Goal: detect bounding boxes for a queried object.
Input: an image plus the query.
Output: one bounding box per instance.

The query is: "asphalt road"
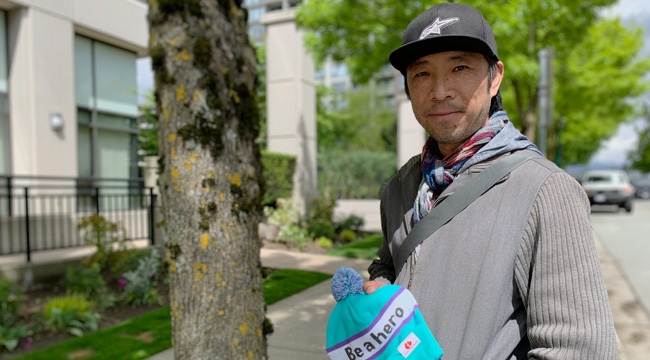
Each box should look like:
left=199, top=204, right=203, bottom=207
left=590, top=199, right=650, bottom=313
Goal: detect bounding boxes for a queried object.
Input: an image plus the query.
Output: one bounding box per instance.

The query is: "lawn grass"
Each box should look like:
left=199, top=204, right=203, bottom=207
left=325, top=233, right=383, bottom=260
left=12, top=268, right=331, bottom=360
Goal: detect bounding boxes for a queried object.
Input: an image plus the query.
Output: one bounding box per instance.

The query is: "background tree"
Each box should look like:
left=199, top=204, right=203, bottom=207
left=297, top=0, right=650, bottom=164
left=317, top=85, right=396, bottom=152
left=138, top=91, right=158, bottom=157
left=148, top=1, right=268, bottom=359
left=629, top=102, right=650, bottom=172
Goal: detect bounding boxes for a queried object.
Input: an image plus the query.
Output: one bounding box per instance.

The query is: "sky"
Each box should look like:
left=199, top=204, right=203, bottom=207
left=135, top=0, right=650, bottom=167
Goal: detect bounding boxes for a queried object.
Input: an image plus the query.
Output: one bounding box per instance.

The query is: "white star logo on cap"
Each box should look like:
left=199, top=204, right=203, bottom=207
left=419, top=17, right=460, bottom=39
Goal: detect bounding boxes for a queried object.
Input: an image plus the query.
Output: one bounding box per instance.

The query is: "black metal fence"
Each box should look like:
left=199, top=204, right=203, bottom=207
left=0, top=175, right=156, bottom=262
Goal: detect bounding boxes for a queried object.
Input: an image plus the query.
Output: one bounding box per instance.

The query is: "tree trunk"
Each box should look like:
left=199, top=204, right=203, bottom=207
left=148, top=1, right=267, bottom=359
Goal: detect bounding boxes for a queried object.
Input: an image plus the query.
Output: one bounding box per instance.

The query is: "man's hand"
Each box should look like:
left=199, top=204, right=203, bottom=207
left=363, top=280, right=387, bottom=294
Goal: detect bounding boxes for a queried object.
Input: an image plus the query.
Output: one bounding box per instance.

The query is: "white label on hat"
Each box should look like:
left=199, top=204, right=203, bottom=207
left=419, top=17, right=460, bottom=39
left=326, top=287, right=418, bottom=360
left=397, top=332, right=421, bottom=358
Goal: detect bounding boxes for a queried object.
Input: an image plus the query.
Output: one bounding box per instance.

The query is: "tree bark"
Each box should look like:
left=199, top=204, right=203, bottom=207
left=148, top=1, right=267, bottom=359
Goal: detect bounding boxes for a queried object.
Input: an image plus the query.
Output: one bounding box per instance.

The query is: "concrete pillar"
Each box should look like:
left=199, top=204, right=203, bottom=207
left=262, top=10, right=317, bottom=215
left=397, top=94, right=426, bottom=168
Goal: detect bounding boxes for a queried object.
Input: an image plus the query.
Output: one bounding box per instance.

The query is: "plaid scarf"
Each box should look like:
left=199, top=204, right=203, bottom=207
left=413, top=114, right=507, bottom=223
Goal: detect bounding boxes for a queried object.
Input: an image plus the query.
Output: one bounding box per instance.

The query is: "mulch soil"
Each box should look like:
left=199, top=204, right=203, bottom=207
left=0, top=282, right=170, bottom=360
left=0, top=242, right=328, bottom=359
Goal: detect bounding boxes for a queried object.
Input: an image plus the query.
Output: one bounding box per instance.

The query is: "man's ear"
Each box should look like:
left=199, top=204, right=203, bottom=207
left=490, top=61, right=504, bottom=97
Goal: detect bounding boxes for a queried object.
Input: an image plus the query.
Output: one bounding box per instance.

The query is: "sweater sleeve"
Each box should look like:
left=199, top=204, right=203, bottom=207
left=514, top=171, right=618, bottom=359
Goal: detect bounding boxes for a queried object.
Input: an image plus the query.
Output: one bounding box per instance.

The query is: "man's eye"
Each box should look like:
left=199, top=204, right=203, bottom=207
left=414, top=71, right=429, bottom=78
left=453, top=65, right=468, bottom=72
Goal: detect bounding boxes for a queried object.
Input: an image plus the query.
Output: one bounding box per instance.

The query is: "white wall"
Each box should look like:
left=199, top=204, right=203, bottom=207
left=0, top=0, right=148, bottom=177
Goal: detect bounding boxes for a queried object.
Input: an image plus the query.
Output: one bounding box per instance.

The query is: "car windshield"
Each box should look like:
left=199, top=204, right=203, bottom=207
left=585, top=175, right=613, bottom=182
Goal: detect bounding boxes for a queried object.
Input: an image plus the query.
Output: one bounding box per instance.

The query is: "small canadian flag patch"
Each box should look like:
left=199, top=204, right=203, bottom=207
left=397, top=332, right=420, bottom=358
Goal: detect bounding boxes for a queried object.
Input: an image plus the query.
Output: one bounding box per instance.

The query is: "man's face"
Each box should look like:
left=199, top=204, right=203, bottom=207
left=406, top=51, right=504, bottom=156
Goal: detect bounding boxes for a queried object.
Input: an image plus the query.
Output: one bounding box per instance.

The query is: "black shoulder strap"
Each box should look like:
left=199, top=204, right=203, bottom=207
left=393, top=150, right=542, bottom=274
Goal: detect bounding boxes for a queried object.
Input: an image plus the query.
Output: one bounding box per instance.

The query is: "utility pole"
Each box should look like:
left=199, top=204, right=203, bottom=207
left=537, top=47, right=554, bottom=157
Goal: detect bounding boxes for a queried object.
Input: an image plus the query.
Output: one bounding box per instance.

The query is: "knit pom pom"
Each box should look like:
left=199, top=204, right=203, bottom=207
left=331, top=267, right=364, bottom=302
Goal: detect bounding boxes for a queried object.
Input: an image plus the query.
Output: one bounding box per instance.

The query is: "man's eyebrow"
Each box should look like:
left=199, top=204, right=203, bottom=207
left=447, top=53, right=480, bottom=63
left=409, top=59, right=430, bottom=68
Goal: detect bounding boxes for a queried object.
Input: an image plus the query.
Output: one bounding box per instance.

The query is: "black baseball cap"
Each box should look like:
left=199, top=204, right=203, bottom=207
left=389, top=3, right=499, bottom=75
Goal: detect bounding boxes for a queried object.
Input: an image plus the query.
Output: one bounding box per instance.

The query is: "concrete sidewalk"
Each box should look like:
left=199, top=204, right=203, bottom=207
left=147, top=236, right=650, bottom=360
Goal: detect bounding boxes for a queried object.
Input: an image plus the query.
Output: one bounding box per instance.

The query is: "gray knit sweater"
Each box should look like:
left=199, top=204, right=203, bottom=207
left=369, top=153, right=618, bottom=359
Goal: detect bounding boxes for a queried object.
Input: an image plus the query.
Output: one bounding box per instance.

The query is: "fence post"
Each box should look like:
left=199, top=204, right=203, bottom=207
left=24, top=187, right=31, bottom=262
left=94, top=186, right=100, bottom=214
left=149, top=187, right=155, bottom=246
left=6, top=176, right=12, bottom=216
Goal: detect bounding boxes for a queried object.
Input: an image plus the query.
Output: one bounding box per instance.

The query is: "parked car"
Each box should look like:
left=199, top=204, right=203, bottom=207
left=581, top=169, right=634, bottom=212
left=632, top=177, right=650, bottom=199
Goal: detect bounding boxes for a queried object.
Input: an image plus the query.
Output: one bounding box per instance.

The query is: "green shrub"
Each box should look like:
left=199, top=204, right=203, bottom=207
left=78, top=214, right=128, bottom=270
left=339, top=229, right=357, bottom=244
left=43, top=294, right=100, bottom=336
left=121, top=249, right=162, bottom=306
left=306, top=197, right=337, bottom=239
left=337, top=214, right=364, bottom=233
left=262, top=151, right=296, bottom=206
left=63, top=265, right=108, bottom=300
left=0, top=277, right=31, bottom=352
left=264, top=198, right=300, bottom=228
left=315, top=237, right=333, bottom=249
left=0, top=277, right=23, bottom=327
left=318, top=149, right=395, bottom=199
left=277, top=224, right=312, bottom=249
left=0, top=324, right=31, bottom=352
left=108, top=248, right=152, bottom=275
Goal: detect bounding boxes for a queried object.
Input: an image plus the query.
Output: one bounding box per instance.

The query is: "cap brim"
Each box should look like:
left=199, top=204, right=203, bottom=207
left=389, top=36, right=497, bottom=75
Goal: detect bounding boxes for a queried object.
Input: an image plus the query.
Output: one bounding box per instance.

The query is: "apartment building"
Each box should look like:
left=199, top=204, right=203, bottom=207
left=0, top=0, right=152, bottom=260
left=0, top=0, right=147, bottom=180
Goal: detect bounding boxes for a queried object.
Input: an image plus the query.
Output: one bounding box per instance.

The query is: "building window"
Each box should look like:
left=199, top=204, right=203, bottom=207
left=248, top=7, right=265, bottom=22
left=0, top=11, right=9, bottom=175
left=74, top=35, right=139, bottom=210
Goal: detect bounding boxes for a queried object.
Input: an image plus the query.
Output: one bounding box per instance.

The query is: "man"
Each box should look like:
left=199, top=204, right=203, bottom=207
left=364, top=3, right=617, bottom=359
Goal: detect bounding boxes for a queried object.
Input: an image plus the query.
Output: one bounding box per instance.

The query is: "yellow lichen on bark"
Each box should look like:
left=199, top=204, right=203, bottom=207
left=219, top=192, right=225, bottom=201
left=239, top=323, right=249, bottom=336
left=162, top=105, right=170, bottom=119
left=200, top=233, right=210, bottom=249
left=167, top=133, right=176, bottom=143
left=231, top=261, right=238, bottom=267
left=228, top=89, right=241, bottom=104
left=185, top=161, right=192, bottom=171
left=248, top=351, right=254, bottom=359
left=194, top=264, right=208, bottom=281
left=190, top=152, right=198, bottom=163
left=228, top=173, right=242, bottom=186
left=176, top=85, right=186, bottom=101
left=173, top=49, right=191, bottom=62
left=169, top=38, right=178, bottom=46
left=172, top=301, right=181, bottom=320
left=170, top=147, right=177, bottom=159
left=171, top=168, right=180, bottom=183
left=218, top=310, right=225, bottom=316
left=214, top=272, right=221, bottom=281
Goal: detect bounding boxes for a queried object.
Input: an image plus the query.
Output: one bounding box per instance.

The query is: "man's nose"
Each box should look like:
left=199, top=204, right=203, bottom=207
left=429, top=76, right=454, bottom=101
